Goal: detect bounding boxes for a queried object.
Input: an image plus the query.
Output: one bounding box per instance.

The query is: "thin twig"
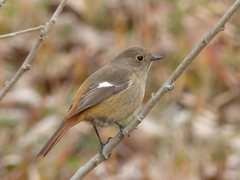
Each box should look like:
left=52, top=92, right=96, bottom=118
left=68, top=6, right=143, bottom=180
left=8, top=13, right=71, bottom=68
left=0, top=0, right=7, bottom=7
left=70, top=0, right=240, bottom=179
left=0, top=25, right=45, bottom=39
left=0, top=0, right=68, bottom=101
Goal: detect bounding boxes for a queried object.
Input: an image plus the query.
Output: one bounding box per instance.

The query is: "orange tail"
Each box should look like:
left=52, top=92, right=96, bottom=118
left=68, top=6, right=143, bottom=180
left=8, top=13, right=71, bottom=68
left=37, top=120, right=73, bottom=158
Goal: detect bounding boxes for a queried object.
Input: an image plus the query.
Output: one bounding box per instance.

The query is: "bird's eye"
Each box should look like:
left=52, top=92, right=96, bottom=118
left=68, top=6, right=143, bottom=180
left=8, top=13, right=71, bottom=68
left=136, top=56, right=144, bottom=62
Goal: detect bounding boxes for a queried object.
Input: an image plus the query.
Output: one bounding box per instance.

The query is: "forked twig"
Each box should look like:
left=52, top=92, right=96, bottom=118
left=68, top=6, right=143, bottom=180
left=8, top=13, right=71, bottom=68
left=0, top=0, right=68, bottom=101
left=0, top=25, right=45, bottom=39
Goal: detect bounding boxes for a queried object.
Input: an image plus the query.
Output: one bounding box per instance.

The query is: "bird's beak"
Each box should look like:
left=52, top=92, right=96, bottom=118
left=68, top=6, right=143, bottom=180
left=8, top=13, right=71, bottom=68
left=151, top=56, right=164, bottom=61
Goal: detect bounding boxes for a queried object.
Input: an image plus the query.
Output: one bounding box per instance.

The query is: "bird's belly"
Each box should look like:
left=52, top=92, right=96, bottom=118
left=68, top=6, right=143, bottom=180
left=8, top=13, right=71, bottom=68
left=82, top=82, right=145, bottom=127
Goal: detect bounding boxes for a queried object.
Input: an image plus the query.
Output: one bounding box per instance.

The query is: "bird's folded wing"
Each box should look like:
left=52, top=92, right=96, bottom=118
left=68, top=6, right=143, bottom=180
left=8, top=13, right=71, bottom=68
left=67, top=82, right=130, bottom=118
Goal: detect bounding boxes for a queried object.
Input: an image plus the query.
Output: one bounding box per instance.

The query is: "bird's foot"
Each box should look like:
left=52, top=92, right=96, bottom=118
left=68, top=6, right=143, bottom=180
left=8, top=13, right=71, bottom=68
left=115, top=122, right=130, bottom=139
left=99, top=137, right=112, bottom=159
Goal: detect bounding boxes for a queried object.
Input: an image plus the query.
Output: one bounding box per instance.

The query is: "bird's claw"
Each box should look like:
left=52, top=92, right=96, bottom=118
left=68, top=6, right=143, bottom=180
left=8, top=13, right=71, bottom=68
left=115, top=122, right=130, bottom=139
left=99, top=137, right=113, bottom=159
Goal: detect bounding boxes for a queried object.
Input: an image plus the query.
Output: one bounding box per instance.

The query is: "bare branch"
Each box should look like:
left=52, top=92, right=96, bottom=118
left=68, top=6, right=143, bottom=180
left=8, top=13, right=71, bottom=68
left=0, top=25, right=45, bottom=39
left=0, top=0, right=68, bottom=101
left=70, top=0, right=240, bottom=179
left=0, top=0, right=7, bottom=7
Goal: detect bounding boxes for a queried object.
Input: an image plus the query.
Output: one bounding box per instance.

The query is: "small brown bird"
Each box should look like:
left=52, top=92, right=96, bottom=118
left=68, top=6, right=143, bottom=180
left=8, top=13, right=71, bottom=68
left=37, top=47, right=163, bottom=157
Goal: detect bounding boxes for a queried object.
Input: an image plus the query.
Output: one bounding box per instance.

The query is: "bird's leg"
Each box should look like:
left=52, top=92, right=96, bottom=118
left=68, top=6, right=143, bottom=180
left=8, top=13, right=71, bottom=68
left=115, top=122, right=130, bottom=139
left=93, top=126, right=112, bottom=153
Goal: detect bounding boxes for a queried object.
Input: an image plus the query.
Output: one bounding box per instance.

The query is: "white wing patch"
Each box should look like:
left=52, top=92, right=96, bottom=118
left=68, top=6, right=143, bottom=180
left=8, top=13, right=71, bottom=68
left=98, top=81, right=113, bottom=88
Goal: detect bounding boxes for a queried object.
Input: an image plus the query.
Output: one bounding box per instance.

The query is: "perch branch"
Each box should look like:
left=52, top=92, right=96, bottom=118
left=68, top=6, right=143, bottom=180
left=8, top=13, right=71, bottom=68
left=0, top=0, right=68, bottom=101
left=70, top=0, right=240, bottom=179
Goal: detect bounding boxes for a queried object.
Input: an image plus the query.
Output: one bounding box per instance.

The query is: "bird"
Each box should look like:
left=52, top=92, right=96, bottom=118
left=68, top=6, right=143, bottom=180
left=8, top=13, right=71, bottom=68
left=37, top=47, right=163, bottom=158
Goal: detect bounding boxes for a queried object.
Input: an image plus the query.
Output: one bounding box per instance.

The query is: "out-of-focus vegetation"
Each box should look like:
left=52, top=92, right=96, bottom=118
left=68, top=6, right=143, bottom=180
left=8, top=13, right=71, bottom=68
left=0, top=0, right=240, bottom=179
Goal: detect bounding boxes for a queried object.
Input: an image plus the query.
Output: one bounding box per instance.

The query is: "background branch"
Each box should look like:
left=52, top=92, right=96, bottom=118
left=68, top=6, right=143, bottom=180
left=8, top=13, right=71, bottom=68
left=0, top=25, right=45, bottom=39
left=70, top=0, right=240, bottom=179
left=0, top=0, right=7, bottom=7
left=0, top=0, right=68, bottom=101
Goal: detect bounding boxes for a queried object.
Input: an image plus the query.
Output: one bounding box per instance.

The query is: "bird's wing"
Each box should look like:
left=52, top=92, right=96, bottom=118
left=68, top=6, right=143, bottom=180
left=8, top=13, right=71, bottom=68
left=68, top=82, right=130, bottom=118
left=64, top=68, right=133, bottom=121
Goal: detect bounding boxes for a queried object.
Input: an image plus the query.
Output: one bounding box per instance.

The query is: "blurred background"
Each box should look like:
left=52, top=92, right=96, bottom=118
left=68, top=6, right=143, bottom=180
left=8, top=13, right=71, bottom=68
left=0, top=0, right=240, bottom=179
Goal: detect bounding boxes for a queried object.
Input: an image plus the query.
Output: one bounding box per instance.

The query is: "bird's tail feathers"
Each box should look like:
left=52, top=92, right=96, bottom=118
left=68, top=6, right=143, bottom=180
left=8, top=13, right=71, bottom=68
left=37, top=120, right=73, bottom=158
